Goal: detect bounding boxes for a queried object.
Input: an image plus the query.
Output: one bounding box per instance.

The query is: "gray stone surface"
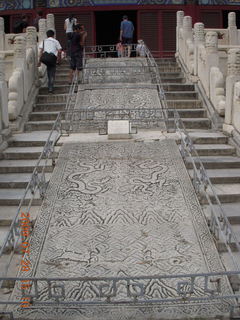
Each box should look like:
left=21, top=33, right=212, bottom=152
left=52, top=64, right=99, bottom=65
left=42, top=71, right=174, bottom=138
left=10, top=140, right=232, bottom=319
left=83, top=58, right=152, bottom=84
left=77, top=87, right=162, bottom=110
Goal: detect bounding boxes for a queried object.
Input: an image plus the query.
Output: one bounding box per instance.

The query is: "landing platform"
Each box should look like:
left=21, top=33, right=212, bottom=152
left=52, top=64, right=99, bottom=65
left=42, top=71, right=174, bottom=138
left=12, top=140, right=232, bottom=319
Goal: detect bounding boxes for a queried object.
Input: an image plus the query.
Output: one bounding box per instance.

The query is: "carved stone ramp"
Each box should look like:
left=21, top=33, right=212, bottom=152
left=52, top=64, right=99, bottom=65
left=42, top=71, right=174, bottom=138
left=82, top=57, right=152, bottom=84
left=11, top=140, right=232, bottom=319
left=75, top=58, right=166, bottom=132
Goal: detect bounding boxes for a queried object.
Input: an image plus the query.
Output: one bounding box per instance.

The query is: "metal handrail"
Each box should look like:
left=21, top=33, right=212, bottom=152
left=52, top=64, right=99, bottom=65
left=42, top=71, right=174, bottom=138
left=0, top=270, right=238, bottom=306
left=0, top=46, right=240, bottom=315
left=174, top=111, right=240, bottom=270
left=145, top=49, right=240, bottom=270
left=0, top=69, right=79, bottom=280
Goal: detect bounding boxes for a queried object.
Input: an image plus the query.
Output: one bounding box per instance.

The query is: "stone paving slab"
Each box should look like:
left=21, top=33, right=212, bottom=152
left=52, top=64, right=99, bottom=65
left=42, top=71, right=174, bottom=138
left=76, top=87, right=162, bottom=110
left=10, top=140, right=232, bottom=319
left=83, top=58, right=152, bottom=84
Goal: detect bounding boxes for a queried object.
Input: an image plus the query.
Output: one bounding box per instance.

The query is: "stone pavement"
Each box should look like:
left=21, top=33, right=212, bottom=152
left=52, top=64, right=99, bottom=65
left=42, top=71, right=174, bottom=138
left=11, top=139, right=232, bottom=319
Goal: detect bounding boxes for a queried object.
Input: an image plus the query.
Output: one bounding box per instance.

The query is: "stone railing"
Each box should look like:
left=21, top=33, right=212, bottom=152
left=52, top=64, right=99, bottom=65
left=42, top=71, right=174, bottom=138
left=176, top=11, right=240, bottom=139
left=0, top=14, right=55, bottom=133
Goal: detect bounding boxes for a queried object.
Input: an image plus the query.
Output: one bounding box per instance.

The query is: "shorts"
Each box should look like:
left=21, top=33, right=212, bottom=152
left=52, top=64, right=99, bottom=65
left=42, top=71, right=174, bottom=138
left=70, top=51, right=83, bottom=71
left=122, top=37, right=133, bottom=45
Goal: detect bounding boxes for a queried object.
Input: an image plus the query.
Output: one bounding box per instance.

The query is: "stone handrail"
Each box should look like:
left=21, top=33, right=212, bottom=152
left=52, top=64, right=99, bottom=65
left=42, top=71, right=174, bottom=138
left=0, top=14, right=55, bottom=135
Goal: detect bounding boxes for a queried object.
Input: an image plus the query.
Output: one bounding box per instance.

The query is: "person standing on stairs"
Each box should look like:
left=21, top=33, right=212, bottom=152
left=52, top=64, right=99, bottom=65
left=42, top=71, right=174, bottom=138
left=64, top=14, right=77, bottom=57
left=38, top=30, right=62, bottom=94
left=120, top=15, right=134, bottom=58
left=68, top=24, right=87, bottom=84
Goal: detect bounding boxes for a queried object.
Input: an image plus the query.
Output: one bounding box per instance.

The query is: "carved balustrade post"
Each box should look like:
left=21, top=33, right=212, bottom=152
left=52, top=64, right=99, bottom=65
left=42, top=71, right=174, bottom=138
left=13, top=35, right=28, bottom=103
left=26, top=26, right=37, bottom=49
left=46, top=14, right=55, bottom=34
left=224, top=49, right=240, bottom=132
left=0, top=17, right=4, bottom=50
left=176, top=11, right=184, bottom=54
left=228, top=12, right=238, bottom=45
left=13, top=35, right=26, bottom=69
left=0, top=55, right=9, bottom=130
left=194, top=22, right=204, bottom=76
left=26, top=26, right=39, bottom=85
left=232, top=82, right=240, bottom=132
left=182, top=16, right=193, bottom=65
left=38, top=18, right=47, bottom=44
left=205, top=31, right=219, bottom=97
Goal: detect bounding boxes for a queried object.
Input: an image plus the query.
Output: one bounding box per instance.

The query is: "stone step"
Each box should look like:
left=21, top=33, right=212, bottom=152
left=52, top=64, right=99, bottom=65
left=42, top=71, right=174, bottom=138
left=169, top=109, right=206, bottom=118
left=204, top=183, right=240, bottom=204
left=167, top=100, right=202, bottom=109
left=0, top=253, right=22, bottom=288
left=36, top=94, right=67, bottom=104
left=29, top=112, right=59, bottom=121
left=25, top=120, right=56, bottom=131
left=8, top=131, right=59, bottom=147
left=55, top=68, right=69, bottom=74
left=0, top=173, right=51, bottom=188
left=204, top=203, right=240, bottom=225
left=188, top=132, right=228, bottom=144
left=0, top=206, right=40, bottom=226
left=34, top=102, right=66, bottom=112
left=160, top=72, right=184, bottom=79
left=161, top=77, right=185, bottom=83
left=165, top=91, right=198, bottom=100
left=192, top=144, right=236, bottom=156
left=54, top=80, right=72, bottom=86
left=39, top=85, right=70, bottom=94
left=162, top=84, right=194, bottom=91
left=186, top=156, right=240, bottom=169
left=169, top=118, right=211, bottom=129
left=189, top=168, right=240, bottom=184
left=0, top=225, right=11, bottom=249
left=158, top=66, right=182, bottom=73
left=0, top=189, right=42, bottom=205
left=2, top=146, right=60, bottom=160
left=0, top=159, right=54, bottom=173
left=55, top=74, right=72, bottom=82
left=155, top=57, right=176, bottom=63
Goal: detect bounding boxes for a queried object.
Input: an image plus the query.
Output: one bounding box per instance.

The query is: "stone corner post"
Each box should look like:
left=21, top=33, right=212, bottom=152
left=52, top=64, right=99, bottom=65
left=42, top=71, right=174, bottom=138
left=46, top=14, right=55, bottom=35
left=228, top=12, right=238, bottom=46
left=176, top=11, right=184, bottom=53
left=225, top=48, right=240, bottom=132
left=204, top=31, right=219, bottom=97
left=26, top=26, right=37, bottom=49
left=38, top=18, right=47, bottom=44
left=193, top=22, right=204, bottom=77
left=0, top=55, right=9, bottom=130
left=0, top=17, right=5, bottom=51
left=13, top=35, right=26, bottom=68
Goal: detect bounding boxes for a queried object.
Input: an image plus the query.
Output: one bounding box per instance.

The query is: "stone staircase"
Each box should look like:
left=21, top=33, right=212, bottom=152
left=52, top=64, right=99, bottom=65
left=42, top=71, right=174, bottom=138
left=0, top=62, right=69, bottom=290
left=156, top=57, right=240, bottom=267
left=1, top=56, right=240, bottom=314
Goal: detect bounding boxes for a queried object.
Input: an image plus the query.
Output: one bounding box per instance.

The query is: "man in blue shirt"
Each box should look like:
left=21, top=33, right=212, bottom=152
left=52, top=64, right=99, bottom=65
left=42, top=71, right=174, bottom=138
left=120, top=15, right=134, bottom=57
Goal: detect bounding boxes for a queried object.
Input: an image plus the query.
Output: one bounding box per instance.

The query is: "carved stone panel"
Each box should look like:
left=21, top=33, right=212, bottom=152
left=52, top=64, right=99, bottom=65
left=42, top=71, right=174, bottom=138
left=11, top=140, right=232, bottom=319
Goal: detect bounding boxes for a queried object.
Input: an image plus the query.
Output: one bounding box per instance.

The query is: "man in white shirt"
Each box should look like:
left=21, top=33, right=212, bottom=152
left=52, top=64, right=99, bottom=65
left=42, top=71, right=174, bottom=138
left=38, top=30, right=62, bottom=94
left=64, top=14, right=77, bottom=57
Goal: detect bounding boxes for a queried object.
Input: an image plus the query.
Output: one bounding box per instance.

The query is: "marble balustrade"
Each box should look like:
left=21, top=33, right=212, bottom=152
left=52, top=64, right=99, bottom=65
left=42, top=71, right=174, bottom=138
left=0, top=14, right=55, bottom=131
left=176, top=11, right=240, bottom=136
